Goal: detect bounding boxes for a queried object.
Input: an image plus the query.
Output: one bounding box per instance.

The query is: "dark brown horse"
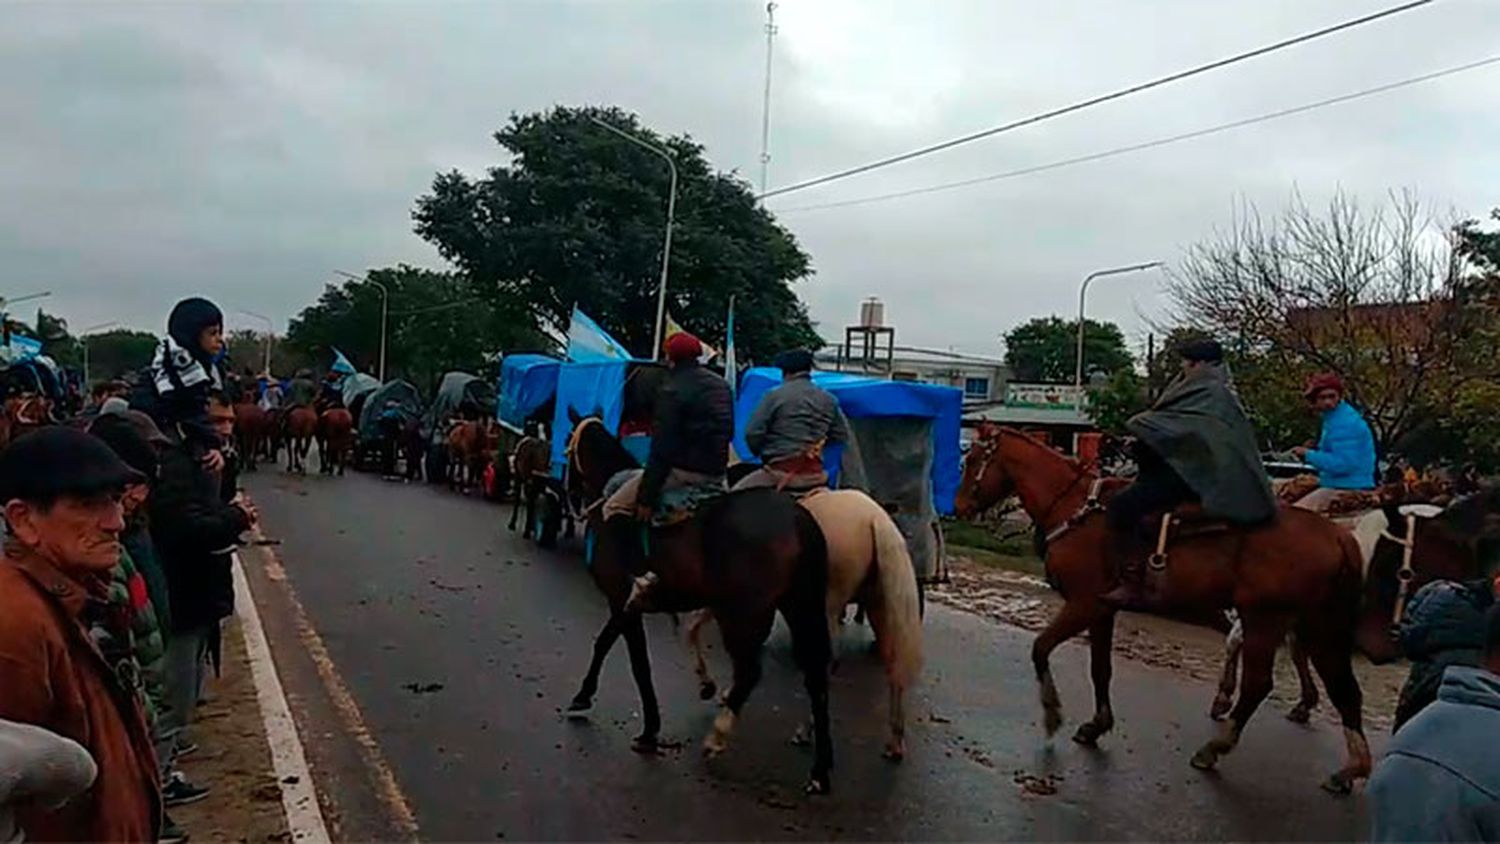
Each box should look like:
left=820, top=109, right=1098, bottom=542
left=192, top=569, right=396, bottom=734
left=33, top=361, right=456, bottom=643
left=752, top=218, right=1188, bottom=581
left=508, top=435, right=552, bottom=539
left=564, top=418, right=834, bottom=794
left=317, top=408, right=355, bottom=476
left=283, top=406, right=318, bottom=475
left=955, top=427, right=1371, bottom=793
left=234, top=401, right=271, bottom=471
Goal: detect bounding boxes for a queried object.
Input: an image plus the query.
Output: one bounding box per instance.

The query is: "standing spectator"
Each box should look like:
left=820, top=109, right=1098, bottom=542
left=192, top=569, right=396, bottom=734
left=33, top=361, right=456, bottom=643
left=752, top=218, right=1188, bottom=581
left=149, top=398, right=257, bottom=808
left=1369, top=603, right=1500, bottom=841
left=1392, top=578, right=1496, bottom=732
left=0, top=428, right=161, bottom=842
left=0, top=720, right=98, bottom=844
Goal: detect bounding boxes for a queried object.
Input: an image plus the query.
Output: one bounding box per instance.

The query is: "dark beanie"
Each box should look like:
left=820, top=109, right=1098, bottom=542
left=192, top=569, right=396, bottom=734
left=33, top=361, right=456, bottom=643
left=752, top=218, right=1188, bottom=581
left=90, top=413, right=159, bottom=482
left=1179, top=338, right=1224, bottom=364
left=167, top=297, right=224, bottom=356
left=774, top=349, right=815, bottom=374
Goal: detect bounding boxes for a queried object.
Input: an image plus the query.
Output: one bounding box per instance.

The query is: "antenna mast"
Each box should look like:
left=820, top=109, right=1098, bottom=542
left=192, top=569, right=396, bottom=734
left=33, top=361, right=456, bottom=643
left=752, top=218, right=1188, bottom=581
left=758, top=2, right=778, bottom=196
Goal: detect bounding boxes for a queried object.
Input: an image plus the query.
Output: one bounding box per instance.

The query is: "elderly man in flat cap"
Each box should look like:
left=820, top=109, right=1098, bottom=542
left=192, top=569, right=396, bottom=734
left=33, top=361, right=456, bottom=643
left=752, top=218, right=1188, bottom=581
left=0, top=428, right=162, bottom=842
left=735, top=348, right=847, bottom=494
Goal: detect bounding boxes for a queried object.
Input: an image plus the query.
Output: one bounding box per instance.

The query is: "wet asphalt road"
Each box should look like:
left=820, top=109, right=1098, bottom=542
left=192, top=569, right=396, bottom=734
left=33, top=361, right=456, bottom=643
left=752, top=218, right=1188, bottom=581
left=245, top=470, right=1375, bottom=841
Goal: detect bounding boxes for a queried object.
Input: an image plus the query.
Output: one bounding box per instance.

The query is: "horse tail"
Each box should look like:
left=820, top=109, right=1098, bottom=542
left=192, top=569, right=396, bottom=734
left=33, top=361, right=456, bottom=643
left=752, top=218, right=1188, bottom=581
left=868, top=512, right=923, bottom=689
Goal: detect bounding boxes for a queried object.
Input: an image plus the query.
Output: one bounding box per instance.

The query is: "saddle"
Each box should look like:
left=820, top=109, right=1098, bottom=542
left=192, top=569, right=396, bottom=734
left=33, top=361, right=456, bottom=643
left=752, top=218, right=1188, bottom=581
left=1138, top=505, right=1236, bottom=570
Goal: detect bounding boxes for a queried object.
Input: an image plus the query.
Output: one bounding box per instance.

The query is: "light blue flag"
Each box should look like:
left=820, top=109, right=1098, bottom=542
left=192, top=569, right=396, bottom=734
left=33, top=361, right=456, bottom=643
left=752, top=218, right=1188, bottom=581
left=565, top=307, right=631, bottom=362
left=330, top=347, right=357, bottom=375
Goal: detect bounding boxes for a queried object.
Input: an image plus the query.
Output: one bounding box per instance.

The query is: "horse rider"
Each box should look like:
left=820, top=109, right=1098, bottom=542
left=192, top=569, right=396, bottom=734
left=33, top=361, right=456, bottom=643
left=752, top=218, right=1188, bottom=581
left=601, top=331, right=732, bottom=527
left=735, top=348, right=847, bottom=494
left=1100, top=338, right=1278, bottom=609
left=1290, top=372, right=1377, bottom=512
left=285, top=369, right=318, bottom=410
left=318, top=371, right=344, bottom=410
left=376, top=399, right=405, bottom=478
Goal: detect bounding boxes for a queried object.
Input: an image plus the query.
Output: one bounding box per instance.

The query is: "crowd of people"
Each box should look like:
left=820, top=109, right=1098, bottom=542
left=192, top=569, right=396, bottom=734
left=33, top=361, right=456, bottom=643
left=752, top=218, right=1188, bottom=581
left=0, top=297, right=256, bottom=843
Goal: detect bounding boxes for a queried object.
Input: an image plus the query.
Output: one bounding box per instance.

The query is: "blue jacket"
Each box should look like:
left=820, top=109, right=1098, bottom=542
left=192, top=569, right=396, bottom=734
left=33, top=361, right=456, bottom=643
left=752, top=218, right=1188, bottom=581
left=1369, top=666, right=1500, bottom=841
left=1305, top=401, right=1376, bottom=490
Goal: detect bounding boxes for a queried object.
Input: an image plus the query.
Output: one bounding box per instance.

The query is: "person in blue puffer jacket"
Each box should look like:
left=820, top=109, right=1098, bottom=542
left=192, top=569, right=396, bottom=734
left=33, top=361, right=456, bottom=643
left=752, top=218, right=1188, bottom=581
left=1291, top=372, right=1377, bottom=512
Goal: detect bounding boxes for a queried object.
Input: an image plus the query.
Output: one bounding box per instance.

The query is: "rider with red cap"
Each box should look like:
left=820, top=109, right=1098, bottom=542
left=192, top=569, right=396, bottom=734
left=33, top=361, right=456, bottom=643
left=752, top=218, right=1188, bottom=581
left=601, top=331, right=733, bottom=523
left=1291, top=372, right=1377, bottom=512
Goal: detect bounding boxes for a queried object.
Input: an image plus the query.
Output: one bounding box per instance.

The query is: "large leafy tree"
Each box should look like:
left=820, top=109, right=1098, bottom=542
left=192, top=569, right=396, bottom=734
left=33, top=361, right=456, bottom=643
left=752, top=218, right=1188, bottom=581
left=1003, top=316, right=1132, bottom=383
left=284, top=264, right=546, bottom=392
left=413, top=105, right=820, bottom=360
left=81, top=329, right=158, bottom=382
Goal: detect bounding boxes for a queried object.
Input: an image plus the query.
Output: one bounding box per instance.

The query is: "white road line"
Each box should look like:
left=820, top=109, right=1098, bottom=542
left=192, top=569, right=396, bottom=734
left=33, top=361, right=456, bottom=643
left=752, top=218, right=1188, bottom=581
left=233, top=553, right=332, bottom=844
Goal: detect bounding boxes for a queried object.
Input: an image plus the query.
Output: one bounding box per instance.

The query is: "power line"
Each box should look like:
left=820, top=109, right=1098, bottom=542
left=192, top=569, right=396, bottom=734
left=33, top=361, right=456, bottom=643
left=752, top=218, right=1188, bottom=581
left=774, top=54, right=1500, bottom=215
left=758, top=0, right=1438, bottom=200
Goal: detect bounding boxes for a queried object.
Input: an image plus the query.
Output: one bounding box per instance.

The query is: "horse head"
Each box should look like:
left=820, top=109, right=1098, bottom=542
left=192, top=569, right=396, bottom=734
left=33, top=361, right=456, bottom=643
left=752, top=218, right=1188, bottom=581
left=567, top=416, right=638, bottom=504
left=955, top=424, right=1012, bottom=519
left=1354, top=485, right=1500, bottom=662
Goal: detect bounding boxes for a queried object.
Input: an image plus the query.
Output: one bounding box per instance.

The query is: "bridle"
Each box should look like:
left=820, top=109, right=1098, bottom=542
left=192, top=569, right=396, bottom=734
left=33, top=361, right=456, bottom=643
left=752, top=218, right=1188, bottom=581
left=966, top=434, right=1103, bottom=544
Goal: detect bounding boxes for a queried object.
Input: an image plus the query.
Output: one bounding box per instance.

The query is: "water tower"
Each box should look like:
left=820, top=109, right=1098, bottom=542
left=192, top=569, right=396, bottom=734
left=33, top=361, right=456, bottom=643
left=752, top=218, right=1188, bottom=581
left=839, top=297, right=895, bottom=375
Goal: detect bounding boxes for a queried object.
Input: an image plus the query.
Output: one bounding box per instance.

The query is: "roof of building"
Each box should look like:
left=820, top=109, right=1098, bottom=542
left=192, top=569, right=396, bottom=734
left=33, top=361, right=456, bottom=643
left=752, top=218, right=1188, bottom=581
left=963, top=403, right=1093, bottom=428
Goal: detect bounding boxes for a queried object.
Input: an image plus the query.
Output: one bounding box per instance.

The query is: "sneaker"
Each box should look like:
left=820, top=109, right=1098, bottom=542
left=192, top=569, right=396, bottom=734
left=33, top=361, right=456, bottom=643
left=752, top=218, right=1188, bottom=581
left=162, top=773, right=211, bottom=807
left=159, top=814, right=190, bottom=844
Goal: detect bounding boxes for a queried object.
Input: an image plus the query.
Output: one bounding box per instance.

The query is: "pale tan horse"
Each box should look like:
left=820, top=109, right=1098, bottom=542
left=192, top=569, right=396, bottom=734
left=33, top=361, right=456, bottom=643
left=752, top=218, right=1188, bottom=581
left=686, top=488, right=923, bottom=760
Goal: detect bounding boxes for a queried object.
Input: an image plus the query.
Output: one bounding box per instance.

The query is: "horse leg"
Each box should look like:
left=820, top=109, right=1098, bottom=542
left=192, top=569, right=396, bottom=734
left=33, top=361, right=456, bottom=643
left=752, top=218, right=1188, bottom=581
left=620, top=613, right=665, bottom=753
left=703, top=612, right=773, bottom=758
left=1191, top=613, right=1289, bottom=771
left=567, top=614, right=621, bottom=719
left=508, top=485, right=522, bottom=532
left=1032, top=599, right=1095, bottom=737
left=1211, top=616, right=1244, bottom=721
left=1073, top=610, right=1117, bottom=745
left=1304, top=629, right=1370, bottom=794
left=685, top=609, right=717, bottom=701
left=785, top=595, right=834, bottom=794
left=1286, top=633, right=1320, bottom=725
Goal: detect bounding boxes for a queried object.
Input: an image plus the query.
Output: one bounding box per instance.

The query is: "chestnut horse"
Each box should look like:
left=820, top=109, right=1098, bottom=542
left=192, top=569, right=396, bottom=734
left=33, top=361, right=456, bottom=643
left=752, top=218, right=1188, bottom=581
left=234, top=401, right=271, bottom=471
left=283, top=407, right=318, bottom=475
left=446, top=419, right=497, bottom=493
left=508, top=435, right=552, bottom=539
left=955, top=427, right=1371, bottom=793
left=317, top=408, right=355, bottom=476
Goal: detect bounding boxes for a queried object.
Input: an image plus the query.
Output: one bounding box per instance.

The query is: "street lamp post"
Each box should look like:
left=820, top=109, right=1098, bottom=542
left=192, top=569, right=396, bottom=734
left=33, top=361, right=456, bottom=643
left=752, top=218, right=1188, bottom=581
left=333, top=271, right=387, bottom=381
left=80, top=321, right=120, bottom=386
left=238, top=310, right=275, bottom=376
left=589, top=117, right=677, bottom=360
left=1074, top=261, right=1164, bottom=411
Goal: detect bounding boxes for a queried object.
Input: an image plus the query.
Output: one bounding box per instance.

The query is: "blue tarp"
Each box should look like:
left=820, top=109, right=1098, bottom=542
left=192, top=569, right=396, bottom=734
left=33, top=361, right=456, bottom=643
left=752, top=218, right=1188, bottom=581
left=498, top=354, right=560, bottom=430
left=550, top=360, right=632, bottom=476
left=732, top=368, right=963, bottom=514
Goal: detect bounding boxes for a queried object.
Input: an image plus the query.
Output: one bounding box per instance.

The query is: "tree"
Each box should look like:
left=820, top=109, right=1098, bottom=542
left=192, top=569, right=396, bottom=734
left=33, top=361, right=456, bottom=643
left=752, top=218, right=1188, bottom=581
left=413, top=105, right=821, bottom=361
left=284, top=265, right=546, bottom=392
left=1164, top=190, right=1478, bottom=455
left=223, top=330, right=311, bottom=380
left=1087, top=369, right=1146, bottom=436
left=1003, top=316, right=1132, bottom=383
left=79, top=329, right=158, bottom=382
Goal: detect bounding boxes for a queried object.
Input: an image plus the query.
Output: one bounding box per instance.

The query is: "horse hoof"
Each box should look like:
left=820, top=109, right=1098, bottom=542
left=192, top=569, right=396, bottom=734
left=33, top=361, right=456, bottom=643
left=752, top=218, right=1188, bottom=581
left=882, top=744, right=906, bottom=763
left=631, top=735, right=663, bottom=755
left=1209, top=697, right=1232, bottom=721
left=789, top=727, right=811, bottom=748
left=1072, top=722, right=1102, bottom=746
left=1043, top=708, right=1063, bottom=737
left=1320, top=774, right=1353, bottom=796
left=565, top=700, right=593, bottom=721
left=703, top=734, right=728, bottom=758
left=698, top=681, right=718, bottom=702
left=1286, top=706, right=1312, bottom=725
left=1190, top=748, right=1219, bottom=771
left=805, top=776, right=830, bottom=796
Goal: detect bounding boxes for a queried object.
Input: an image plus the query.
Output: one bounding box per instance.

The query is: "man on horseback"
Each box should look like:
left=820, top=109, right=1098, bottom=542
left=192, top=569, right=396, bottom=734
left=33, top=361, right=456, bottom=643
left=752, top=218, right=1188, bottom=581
left=285, top=369, right=317, bottom=409
left=735, top=349, right=847, bottom=494
left=602, top=332, right=733, bottom=526
left=1290, top=372, right=1377, bottom=512
left=1100, top=338, right=1277, bottom=609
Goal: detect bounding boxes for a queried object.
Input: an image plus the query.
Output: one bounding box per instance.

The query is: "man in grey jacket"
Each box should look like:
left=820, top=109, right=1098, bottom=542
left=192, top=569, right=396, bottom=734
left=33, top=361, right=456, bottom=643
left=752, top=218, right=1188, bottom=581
left=735, top=349, right=847, bottom=494
left=1368, top=601, right=1500, bottom=842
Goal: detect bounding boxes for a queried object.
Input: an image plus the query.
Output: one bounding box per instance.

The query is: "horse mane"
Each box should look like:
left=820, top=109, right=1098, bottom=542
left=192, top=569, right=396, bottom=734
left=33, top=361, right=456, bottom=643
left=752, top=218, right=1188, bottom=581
left=998, top=427, right=1086, bottom=473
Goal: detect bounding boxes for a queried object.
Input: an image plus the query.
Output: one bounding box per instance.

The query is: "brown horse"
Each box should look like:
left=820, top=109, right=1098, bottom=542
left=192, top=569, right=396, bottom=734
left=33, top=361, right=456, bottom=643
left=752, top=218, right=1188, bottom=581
left=954, top=427, right=1371, bottom=793
left=317, top=408, right=355, bottom=476
left=3, top=395, right=52, bottom=449
left=234, top=402, right=271, bottom=471
left=446, top=418, right=500, bottom=493
left=508, top=435, right=552, bottom=538
left=283, top=406, right=318, bottom=475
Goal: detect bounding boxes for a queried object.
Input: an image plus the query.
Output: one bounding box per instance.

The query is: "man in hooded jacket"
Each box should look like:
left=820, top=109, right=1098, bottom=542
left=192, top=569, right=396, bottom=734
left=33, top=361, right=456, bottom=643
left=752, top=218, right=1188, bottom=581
left=1100, top=338, right=1277, bottom=609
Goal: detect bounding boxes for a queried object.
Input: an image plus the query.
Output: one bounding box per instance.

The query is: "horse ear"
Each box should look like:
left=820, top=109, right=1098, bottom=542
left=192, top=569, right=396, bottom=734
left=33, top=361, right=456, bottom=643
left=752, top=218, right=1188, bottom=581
left=567, top=406, right=583, bottom=426
left=977, top=421, right=998, bottom=440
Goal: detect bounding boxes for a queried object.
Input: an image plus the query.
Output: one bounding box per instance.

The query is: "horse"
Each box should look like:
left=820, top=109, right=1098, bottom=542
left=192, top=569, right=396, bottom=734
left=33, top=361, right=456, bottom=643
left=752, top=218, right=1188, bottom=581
left=684, top=488, right=923, bottom=761
left=317, top=408, right=355, bottom=476
left=445, top=420, right=492, bottom=493
left=563, top=418, right=834, bottom=794
left=4, top=394, right=52, bottom=447
left=954, top=427, right=1371, bottom=793
left=233, top=401, right=271, bottom=471
left=508, top=435, right=553, bottom=539
left=283, top=406, right=318, bottom=475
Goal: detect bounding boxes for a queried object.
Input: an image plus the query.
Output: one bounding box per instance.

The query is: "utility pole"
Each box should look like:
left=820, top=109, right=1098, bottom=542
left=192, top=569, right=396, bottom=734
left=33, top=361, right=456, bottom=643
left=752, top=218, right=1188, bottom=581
left=758, top=2, right=778, bottom=196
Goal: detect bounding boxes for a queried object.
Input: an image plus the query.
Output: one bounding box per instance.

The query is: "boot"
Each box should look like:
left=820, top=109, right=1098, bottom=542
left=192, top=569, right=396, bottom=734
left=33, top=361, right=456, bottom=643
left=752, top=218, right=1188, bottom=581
left=1099, top=531, right=1148, bottom=610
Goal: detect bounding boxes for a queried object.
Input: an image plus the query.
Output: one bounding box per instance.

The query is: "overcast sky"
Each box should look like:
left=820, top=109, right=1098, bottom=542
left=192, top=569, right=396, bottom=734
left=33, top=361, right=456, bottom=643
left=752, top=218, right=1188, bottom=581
left=5, top=0, right=1498, bottom=357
